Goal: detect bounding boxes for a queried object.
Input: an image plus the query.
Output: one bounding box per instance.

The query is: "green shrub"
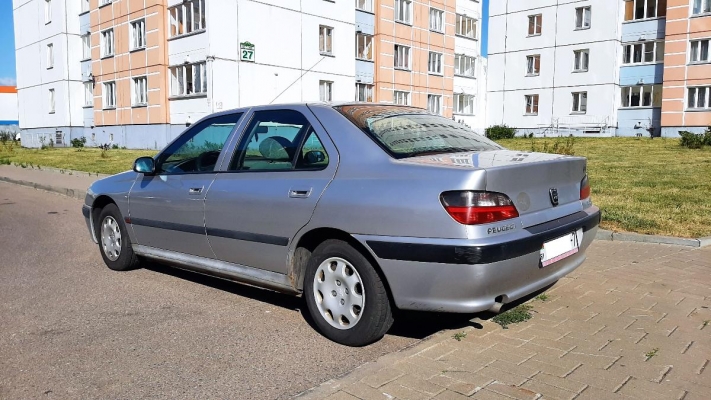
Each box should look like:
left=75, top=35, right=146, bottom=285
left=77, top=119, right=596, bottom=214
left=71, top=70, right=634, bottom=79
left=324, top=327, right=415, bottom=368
left=71, top=137, right=87, bottom=148
left=485, top=124, right=516, bottom=141
left=704, top=127, right=711, bottom=147
left=679, top=131, right=705, bottom=149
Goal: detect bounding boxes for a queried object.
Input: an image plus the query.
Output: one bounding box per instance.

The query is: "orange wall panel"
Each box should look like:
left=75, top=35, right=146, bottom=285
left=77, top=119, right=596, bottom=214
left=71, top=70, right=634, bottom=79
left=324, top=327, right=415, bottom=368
left=661, top=113, right=684, bottom=126
left=685, top=112, right=711, bottom=126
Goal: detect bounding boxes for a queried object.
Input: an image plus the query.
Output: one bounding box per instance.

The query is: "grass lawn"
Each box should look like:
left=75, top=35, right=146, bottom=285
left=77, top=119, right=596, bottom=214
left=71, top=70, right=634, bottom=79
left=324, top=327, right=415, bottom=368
left=2, top=137, right=710, bottom=238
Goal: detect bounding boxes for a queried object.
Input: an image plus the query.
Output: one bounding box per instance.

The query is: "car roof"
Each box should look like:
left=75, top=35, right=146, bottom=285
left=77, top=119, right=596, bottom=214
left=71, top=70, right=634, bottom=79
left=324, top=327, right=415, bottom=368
left=208, top=102, right=426, bottom=117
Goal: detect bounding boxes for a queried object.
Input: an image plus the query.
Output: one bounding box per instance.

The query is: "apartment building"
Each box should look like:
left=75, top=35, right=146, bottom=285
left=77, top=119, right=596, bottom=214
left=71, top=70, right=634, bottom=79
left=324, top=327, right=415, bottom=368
left=14, top=0, right=486, bottom=148
left=0, top=86, right=19, bottom=130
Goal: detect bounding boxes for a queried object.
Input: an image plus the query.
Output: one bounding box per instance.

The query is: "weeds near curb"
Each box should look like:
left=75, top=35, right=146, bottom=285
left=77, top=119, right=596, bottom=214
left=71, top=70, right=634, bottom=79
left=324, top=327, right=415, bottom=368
left=492, top=304, right=533, bottom=329
left=645, top=348, right=659, bottom=361
left=536, top=293, right=550, bottom=302
left=452, top=332, right=467, bottom=341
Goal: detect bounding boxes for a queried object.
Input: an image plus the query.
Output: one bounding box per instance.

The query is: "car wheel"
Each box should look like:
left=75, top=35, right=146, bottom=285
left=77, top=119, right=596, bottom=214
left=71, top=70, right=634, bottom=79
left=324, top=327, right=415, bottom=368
left=96, top=203, right=140, bottom=271
left=304, top=239, right=394, bottom=346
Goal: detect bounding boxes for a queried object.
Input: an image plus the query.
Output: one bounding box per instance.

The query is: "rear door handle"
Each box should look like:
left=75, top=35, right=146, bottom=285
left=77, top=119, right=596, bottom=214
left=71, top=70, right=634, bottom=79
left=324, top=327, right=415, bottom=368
left=189, top=187, right=204, bottom=195
left=289, top=188, right=312, bottom=198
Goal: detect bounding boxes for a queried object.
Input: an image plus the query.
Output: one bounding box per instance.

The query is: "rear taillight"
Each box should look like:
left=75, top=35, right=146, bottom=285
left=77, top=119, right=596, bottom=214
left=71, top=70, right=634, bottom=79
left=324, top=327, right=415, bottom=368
left=580, top=175, right=591, bottom=200
left=440, top=191, right=519, bottom=225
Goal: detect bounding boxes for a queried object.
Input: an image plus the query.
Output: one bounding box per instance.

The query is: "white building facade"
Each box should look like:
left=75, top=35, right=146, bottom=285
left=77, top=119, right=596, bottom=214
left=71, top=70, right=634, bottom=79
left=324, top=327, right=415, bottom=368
left=453, top=0, right=488, bottom=132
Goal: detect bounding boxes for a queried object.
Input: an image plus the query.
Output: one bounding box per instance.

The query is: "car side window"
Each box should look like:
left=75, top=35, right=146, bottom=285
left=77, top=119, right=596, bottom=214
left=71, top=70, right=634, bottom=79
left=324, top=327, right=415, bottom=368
left=156, top=113, right=242, bottom=174
left=296, top=130, right=329, bottom=170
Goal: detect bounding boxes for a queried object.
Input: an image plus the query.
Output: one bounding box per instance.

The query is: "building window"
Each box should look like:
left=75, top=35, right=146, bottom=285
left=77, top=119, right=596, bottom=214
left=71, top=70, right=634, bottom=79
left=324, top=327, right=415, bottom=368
left=170, top=62, right=207, bottom=97
left=688, top=86, right=711, bottom=109
left=427, top=94, right=442, bottom=114
left=84, top=82, right=93, bottom=107
left=621, top=85, right=663, bottom=107
left=356, top=0, right=373, bottom=13
left=355, top=83, right=373, bottom=102
left=103, top=82, right=116, bottom=109
left=45, top=0, right=51, bottom=24
left=692, top=0, right=711, bottom=15
left=100, top=0, right=113, bottom=5
left=394, top=45, right=411, bottom=70
left=528, top=14, right=542, bottom=36
left=622, top=41, right=665, bottom=64
left=133, top=77, right=148, bottom=106
left=319, top=80, right=333, bottom=101
left=319, top=26, right=333, bottom=55
left=394, top=91, right=410, bottom=105
left=430, top=8, right=444, bottom=32
left=573, top=49, right=589, bottom=72
left=624, top=0, right=667, bottom=21
left=526, top=55, right=540, bottom=76
left=356, top=32, right=373, bottom=60
left=456, top=14, right=477, bottom=39
left=428, top=52, right=443, bottom=74
left=169, top=0, right=206, bottom=37
left=454, top=94, right=475, bottom=115
left=81, top=0, right=90, bottom=13
left=81, top=34, right=91, bottom=60
left=575, top=7, right=591, bottom=29
left=571, top=92, right=588, bottom=113
left=101, top=29, right=114, bottom=57
left=46, top=44, right=54, bottom=69
left=395, top=0, right=412, bottom=24
left=525, top=94, right=539, bottom=115
left=130, top=19, right=146, bottom=50
left=455, top=54, right=476, bottom=77
left=690, top=39, right=710, bottom=63
left=48, top=89, right=55, bottom=113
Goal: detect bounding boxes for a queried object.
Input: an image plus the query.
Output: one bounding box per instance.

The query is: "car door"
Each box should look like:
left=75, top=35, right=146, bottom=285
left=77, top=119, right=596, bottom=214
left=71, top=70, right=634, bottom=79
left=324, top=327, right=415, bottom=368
left=128, top=112, right=244, bottom=257
left=204, top=106, right=338, bottom=273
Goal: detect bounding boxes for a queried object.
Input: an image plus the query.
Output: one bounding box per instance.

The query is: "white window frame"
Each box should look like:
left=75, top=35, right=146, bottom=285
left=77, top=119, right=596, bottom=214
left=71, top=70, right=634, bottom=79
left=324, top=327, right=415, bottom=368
left=692, top=0, right=711, bottom=15
left=168, top=0, right=206, bottom=38
left=687, top=86, right=711, bottom=109
left=455, top=54, right=476, bottom=78
left=100, top=0, right=113, bottom=5
left=573, top=49, right=589, bottom=72
left=170, top=62, right=208, bottom=97
left=625, top=0, right=667, bottom=21
left=319, top=80, right=333, bottom=102
left=525, top=94, right=539, bottom=115
left=526, top=54, right=540, bottom=76
left=454, top=93, right=475, bottom=115
left=394, top=45, right=411, bottom=70
left=46, top=44, right=54, bottom=69
left=319, top=25, right=334, bottom=55
left=428, top=52, right=443, bottom=75
left=103, top=81, right=116, bottom=109
left=356, top=0, right=374, bottom=13
left=575, top=6, right=591, bottom=30
left=45, top=0, right=51, bottom=24
left=427, top=94, right=442, bottom=115
left=528, top=14, right=542, bottom=36
left=84, top=82, right=93, bottom=107
left=430, top=8, right=444, bottom=32
left=355, top=83, right=373, bottom=102
left=101, top=28, right=114, bottom=58
left=132, top=76, right=148, bottom=106
left=394, top=91, right=410, bottom=105
left=356, top=32, right=373, bottom=61
left=130, top=19, right=146, bottom=51
left=395, top=0, right=412, bottom=24
left=81, top=34, right=91, bottom=60
left=621, top=85, right=663, bottom=108
left=622, top=40, right=665, bottom=65
left=690, top=39, right=710, bottom=64
left=81, top=0, right=90, bottom=13
left=456, top=14, right=477, bottom=39
left=48, top=89, right=55, bottom=113
left=571, top=91, right=588, bottom=113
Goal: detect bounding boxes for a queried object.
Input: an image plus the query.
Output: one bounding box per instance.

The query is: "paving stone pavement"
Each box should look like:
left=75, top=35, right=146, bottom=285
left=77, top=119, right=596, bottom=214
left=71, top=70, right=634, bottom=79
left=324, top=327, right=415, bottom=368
left=299, top=241, right=711, bottom=400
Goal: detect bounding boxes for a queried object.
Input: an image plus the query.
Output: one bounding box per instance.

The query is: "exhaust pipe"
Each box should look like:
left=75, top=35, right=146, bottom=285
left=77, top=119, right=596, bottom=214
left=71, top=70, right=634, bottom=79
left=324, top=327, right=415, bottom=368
left=488, top=295, right=506, bottom=314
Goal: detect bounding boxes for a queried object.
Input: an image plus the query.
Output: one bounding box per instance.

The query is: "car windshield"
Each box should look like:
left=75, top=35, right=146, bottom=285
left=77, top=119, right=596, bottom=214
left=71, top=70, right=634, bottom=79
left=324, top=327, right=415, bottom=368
left=335, top=105, right=502, bottom=159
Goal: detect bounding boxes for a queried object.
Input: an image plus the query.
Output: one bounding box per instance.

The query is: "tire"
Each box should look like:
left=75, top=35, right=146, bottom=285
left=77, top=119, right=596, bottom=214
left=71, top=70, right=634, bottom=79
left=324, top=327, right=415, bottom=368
left=304, top=239, right=394, bottom=346
left=96, top=203, right=141, bottom=271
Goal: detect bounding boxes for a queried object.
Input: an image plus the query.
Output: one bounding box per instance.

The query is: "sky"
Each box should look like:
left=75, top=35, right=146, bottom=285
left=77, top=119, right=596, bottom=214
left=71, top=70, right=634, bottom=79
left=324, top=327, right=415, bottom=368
left=0, top=0, right=15, bottom=86
left=482, top=0, right=489, bottom=57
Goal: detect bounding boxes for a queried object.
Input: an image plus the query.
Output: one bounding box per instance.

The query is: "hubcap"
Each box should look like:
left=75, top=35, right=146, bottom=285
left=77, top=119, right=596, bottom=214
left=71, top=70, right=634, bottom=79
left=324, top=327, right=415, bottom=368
left=101, top=216, right=122, bottom=261
left=313, top=257, right=365, bottom=330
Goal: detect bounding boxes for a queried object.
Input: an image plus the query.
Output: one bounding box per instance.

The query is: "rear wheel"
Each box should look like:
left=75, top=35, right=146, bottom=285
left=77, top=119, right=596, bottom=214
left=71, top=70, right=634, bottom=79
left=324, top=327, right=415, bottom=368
left=304, top=239, right=393, bottom=346
left=96, top=203, right=140, bottom=271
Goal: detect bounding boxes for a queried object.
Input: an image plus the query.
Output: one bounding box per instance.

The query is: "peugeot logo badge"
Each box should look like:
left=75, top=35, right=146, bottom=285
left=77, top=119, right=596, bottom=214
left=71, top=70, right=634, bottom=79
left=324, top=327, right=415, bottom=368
left=549, top=188, right=559, bottom=206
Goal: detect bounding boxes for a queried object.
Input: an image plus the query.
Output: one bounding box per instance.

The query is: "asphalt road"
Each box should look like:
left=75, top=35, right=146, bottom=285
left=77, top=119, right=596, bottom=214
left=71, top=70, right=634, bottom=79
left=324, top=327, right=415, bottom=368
left=0, top=183, right=474, bottom=399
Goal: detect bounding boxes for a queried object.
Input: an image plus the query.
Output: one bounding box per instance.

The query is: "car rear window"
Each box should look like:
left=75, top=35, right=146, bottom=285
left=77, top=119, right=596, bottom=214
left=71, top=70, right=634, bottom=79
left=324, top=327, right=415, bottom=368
left=335, top=105, right=502, bottom=159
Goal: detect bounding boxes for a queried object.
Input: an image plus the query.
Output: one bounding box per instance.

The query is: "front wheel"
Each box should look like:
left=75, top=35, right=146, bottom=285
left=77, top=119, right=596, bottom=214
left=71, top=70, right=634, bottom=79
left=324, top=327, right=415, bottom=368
left=304, top=240, right=393, bottom=346
left=96, top=203, right=141, bottom=271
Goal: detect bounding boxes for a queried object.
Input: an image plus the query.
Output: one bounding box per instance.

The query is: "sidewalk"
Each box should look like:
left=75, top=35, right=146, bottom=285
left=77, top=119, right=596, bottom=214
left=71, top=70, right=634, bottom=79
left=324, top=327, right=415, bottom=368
left=0, top=165, right=102, bottom=200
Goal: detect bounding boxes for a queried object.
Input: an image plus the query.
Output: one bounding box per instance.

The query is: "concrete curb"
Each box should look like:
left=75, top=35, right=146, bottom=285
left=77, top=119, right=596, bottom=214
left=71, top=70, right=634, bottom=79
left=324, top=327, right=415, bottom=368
left=0, top=176, right=87, bottom=200
left=596, top=228, right=710, bottom=248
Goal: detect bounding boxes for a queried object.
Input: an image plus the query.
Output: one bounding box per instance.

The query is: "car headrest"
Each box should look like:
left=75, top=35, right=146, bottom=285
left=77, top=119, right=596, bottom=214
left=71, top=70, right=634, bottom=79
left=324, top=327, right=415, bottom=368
left=259, top=136, right=293, bottom=161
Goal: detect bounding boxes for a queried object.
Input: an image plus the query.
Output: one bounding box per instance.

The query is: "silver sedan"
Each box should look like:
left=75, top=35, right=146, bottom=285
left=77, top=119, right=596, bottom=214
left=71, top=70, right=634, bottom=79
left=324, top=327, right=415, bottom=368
left=82, top=103, right=600, bottom=346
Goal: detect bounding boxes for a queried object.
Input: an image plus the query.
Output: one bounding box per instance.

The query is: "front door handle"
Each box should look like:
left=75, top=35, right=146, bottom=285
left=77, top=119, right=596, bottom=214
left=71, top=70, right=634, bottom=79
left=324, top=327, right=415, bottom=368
left=289, top=188, right=312, bottom=198
left=189, top=187, right=204, bottom=195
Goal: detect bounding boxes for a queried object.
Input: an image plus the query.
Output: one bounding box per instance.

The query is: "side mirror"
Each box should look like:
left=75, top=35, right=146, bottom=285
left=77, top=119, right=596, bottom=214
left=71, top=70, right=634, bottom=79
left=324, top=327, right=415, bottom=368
left=133, top=157, right=156, bottom=175
left=304, top=150, right=326, bottom=165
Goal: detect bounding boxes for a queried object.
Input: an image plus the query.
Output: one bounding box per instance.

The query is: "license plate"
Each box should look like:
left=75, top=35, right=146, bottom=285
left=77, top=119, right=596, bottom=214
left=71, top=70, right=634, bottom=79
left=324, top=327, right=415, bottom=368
left=540, top=229, right=583, bottom=267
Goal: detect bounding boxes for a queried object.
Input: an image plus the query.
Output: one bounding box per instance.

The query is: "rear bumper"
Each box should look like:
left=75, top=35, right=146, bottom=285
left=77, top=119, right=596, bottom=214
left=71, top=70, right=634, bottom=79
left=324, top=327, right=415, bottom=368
left=357, top=208, right=600, bottom=313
